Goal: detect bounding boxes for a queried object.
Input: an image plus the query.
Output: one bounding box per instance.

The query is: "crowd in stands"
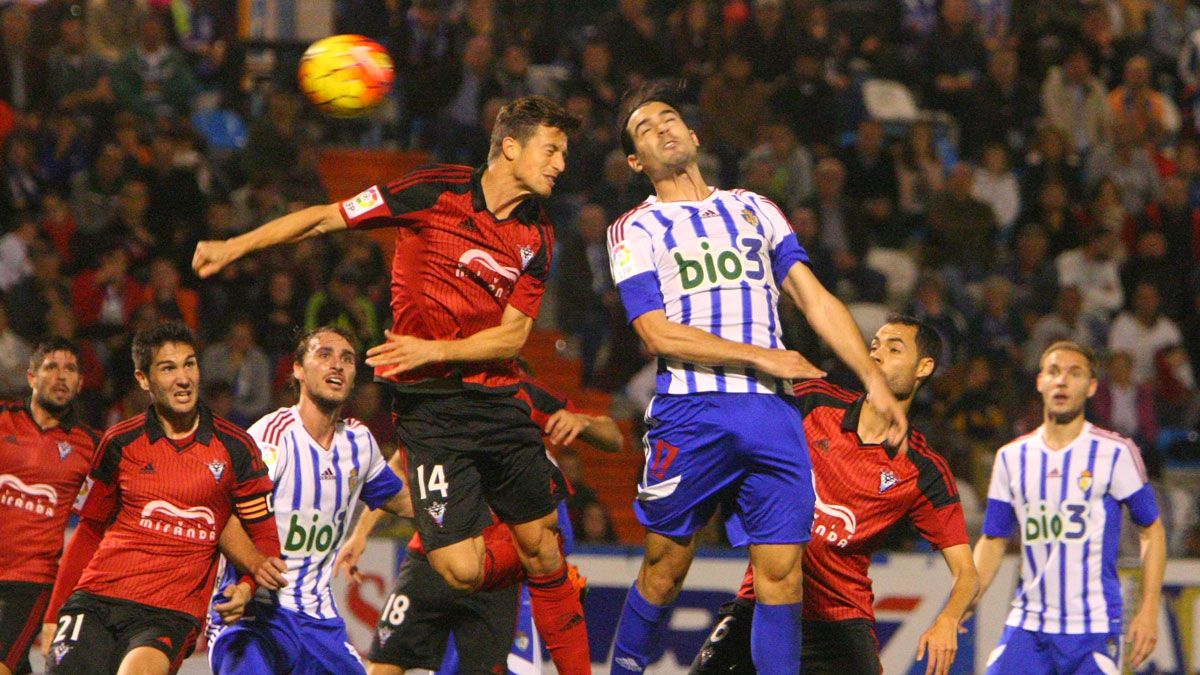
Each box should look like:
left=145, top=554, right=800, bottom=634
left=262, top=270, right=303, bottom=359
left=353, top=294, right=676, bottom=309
left=2, top=0, right=1200, bottom=549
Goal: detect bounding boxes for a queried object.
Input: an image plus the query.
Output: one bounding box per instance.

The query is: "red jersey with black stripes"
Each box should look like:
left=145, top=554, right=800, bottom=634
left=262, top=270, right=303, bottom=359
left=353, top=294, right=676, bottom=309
left=72, top=405, right=276, bottom=621
left=0, top=401, right=99, bottom=584
left=737, top=380, right=968, bottom=623
left=337, top=164, right=555, bottom=392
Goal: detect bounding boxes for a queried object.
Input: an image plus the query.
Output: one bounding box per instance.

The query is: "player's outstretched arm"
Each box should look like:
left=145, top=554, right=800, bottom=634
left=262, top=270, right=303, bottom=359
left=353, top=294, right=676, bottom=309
left=366, top=305, right=535, bottom=376
left=544, top=409, right=624, bottom=452
left=1128, top=518, right=1166, bottom=667
left=335, top=506, right=389, bottom=584
left=631, top=309, right=826, bottom=380
left=218, top=516, right=288, bottom=591
left=192, top=203, right=346, bottom=278
left=916, top=544, right=979, bottom=675
left=781, top=263, right=907, bottom=448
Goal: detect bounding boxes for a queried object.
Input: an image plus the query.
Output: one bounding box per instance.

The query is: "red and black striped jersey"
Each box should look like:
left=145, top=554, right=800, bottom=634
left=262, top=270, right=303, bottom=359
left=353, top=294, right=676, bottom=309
left=72, top=405, right=275, bottom=621
left=737, top=380, right=968, bottom=623
left=338, top=164, right=554, bottom=393
left=0, top=401, right=99, bottom=584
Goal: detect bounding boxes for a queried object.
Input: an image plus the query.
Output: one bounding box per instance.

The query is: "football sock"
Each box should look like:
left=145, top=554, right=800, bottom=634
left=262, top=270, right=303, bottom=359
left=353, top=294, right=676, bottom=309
left=527, top=561, right=591, bottom=674
left=610, top=583, right=671, bottom=674
left=751, top=601, right=803, bottom=675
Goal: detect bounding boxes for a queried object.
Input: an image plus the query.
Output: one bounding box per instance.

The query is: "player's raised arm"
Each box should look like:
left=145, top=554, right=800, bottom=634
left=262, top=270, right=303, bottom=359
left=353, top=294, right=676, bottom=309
left=192, top=202, right=346, bottom=278
left=780, top=261, right=907, bottom=448
left=366, top=305, right=534, bottom=376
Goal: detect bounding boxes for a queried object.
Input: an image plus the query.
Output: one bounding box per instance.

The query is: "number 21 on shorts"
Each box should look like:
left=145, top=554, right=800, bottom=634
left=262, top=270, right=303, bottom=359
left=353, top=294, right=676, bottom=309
left=415, top=464, right=448, bottom=500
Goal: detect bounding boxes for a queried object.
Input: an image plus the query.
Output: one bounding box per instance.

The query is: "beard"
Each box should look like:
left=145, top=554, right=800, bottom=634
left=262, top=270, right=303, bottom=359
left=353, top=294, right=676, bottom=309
left=1047, top=404, right=1085, bottom=426
left=309, top=391, right=346, bottom=415
left=35, top=393, right=73, bottom=417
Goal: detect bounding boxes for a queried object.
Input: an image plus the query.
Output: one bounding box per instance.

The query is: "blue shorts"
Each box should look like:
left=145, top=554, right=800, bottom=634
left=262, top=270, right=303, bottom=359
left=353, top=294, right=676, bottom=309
left=636, top=392, right=814, bottom=544
left=209, top=602, right=365, bottom=675
left=985, top=625, right=1122, bottom=675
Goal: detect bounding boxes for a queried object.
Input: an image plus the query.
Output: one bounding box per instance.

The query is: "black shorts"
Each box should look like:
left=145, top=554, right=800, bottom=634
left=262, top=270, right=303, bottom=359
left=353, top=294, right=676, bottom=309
left=0, top=581, right=50, bottom=675
left=391, top=390, right=558, bottom=551
left=46, top=591, right=199, bottom=675
left=689, top=599, right=880, bottom=675
left=367, top=548, right=519, bottom=672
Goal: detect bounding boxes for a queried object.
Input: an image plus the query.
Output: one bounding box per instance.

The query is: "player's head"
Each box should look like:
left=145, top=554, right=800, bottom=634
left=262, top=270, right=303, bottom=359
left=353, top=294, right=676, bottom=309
left=488, top=95, right=580, bottom=198
left=1036, top=340, right=1098, bottom=424
left=618, top=82, right=699, bottom=178
left=132, top=321, right=200, bottom=418
left=870, top=315, right=941, bottom=401
left=293, top=326, right=358, bottom=411
left=27, top=337, right=82, bottom=414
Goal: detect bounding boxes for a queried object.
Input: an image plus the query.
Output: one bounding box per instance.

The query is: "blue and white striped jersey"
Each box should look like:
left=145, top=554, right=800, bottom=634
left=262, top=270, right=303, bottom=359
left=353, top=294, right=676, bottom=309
left=982, top=423, right=1159, bottom=634
left=607, top=188, right=809, bottom=395
left=211, top=407, right=403, bottom=621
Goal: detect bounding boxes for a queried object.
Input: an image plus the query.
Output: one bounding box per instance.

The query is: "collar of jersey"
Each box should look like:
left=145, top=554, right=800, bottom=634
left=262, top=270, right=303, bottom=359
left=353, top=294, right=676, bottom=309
left=839, top=393, right=902, bottom=460
left=470, top=164, right=542, bottom=225
left=145, top=402, right=214, bottom=446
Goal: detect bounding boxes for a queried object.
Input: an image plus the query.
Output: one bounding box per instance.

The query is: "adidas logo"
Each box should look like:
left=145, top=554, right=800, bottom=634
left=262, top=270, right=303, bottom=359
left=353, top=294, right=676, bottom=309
left=615, top=657, right=643, bottom=672
left=699, top=209, right=718, bottom=218
left=140, top=462, right=156, bottom=474
left=456, top=218, right=480, bottom=233
left=321, top=467, right=336, bottom=480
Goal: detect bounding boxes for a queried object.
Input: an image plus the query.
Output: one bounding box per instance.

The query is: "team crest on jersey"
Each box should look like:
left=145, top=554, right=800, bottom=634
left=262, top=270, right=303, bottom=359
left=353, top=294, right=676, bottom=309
left=377, top=626, right=392, bottom=644
left=57, top=441, right=73, bottom=460
left=427, top=500, right=446, bottom=527
left=813, top=439, right=830, bottom=452
left=1078, top=469, right=1093, bottom=492
left=348, top=467, right=360, bottom=491
left=208, top=460, right=226, bottom=482
left=879, top=469, right=898, bottom=493
left=740, top=208, right=759, bottom=229
left=1106, top=638, right=1118, bottom=658
left=519, top=245, right=535, bottom=270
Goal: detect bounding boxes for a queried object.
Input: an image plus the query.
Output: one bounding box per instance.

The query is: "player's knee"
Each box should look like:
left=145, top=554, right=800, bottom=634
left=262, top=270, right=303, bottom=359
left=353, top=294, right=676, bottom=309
left=116, top=646, right=171, bottom=675
left=639, top=557, right=692, bottom=604
left=431, top=556, right=484, bottom=591
left=510, top=518, right=563, bottom=574
left=366, top=663, right=405, bottom=675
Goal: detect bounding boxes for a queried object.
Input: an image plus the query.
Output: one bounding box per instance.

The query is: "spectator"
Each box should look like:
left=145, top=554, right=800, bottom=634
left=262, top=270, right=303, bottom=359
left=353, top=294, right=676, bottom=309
left=304, top=264, right=381, bottom=351
left=1041, top=47, right=1111, bottom=155
left=923, top=0, right=988, bottom=122
left=926, top=162, right=998, bottom=286
left=1020, top=126, right=1083, bottom=206
left=85, top=0, right=143, bottom=62
left=556, top=203, right=615, bottom=388
left=45, top=16, right=113, bottom=121
left=578, top=500, right=618, bottom=544
left=3, top=134, right=43, bottom=215
left=37, top=113, right=89, bottom=190
left=0, top=5, right=46, bottom=115
left=1056, top=227, right=1124, bottom=319
left=591, top=149, right=643, bottom=220
left=1024, top=286, right=1101, bottom=373
left=6, top=246, right=70, bottom=342
left=254, top=269, right=306, bottom=359
left=1106, top=54, right=1180, bottom=147
left=907, top=274, right=968, bottom=362
left=1093, top=351, right=1158, bottom=447
left=495, top=44, right=533, bottom=101
left=894, top=119, right=946, bottom=227
left=733, top=0, right=795, bottom=84
left=803, top=158, right=867, bottom=268
left=0, top=304, right=31, bottom=398
left=203, top=379, right=236, bottom=421
left=1085, top=119, right=1163, bottom=216
left=945, top=354, right=1009, bottom=449
left=0, top=212, right=39, bottom=291
left=70, top=244, right=144, bottom=337
left=348, top=382, right=394, bottom=450
left=971, top=142, right=1021, bottom=241
left=971, top=275, right=1026, bottom=365
left=1110, top=281, right=1185, bottom=384
left=771, top=48, right=838, bottom=152
left=1002, top=223, right=1059, bottom=316
left=1122, top=230, right=1186, bottom=320
left=112, top=12, right=199, bottom=119
left=841, top=118, right=898, bottom=205
left=435, top=34, right=500, bottom=164
left=201, top=316, right=272, bottom=424
left=700, top=50, right=769, bottom=185
left=242, top=91, right=304, bottom=181
left=601, top=0, right=670, bottom=80
left=965, top=47, right=1039, bottom=156
left=739, top=122, right=813, bottom=209
left=143, top=257, right=199, bottom=332
left=788, top=206, right=838, bottom=289
left=1139, top=174, right=1200, bottom=277
left=1155, top=345, right=1200, bottom=428
left=665, top=0, right=724, bottom=87
left=393, top=0, right=460, bottom=145
left=1148, top=0, right=1200, bottom=68
left=574, top=40, right=621, bottom=116
left=70, top=143, right=125, bottom=236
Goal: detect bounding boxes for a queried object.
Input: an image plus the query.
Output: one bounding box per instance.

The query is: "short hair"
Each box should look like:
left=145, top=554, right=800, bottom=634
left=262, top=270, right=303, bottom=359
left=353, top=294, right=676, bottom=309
left=29, top=336, right=81, bottom=371
left=132, top=321, right=198, bottom=374
left=487, top=96, right=580, bottom=161
left=1039, top=340, right=1096, bottom=375
left=884, top=314, right=943, bottom=377
left=293, top=325, right=358, bottom=368
left=617, top=81, right=686, bottom=156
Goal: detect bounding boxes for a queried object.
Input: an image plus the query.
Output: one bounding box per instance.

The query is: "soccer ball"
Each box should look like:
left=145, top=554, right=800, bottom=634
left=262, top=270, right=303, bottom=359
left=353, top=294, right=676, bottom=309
left=298, top=35, right=394, bottom=118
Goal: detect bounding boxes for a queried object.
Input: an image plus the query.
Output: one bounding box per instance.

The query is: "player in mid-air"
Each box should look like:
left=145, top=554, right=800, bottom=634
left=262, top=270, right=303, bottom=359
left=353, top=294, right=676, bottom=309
left=972, top=341, right=1166, bottom=673
left=193, top=95, right=591, bottom=672
left=207, top=326, right=414, bottom=674
left=607, top=83, right=907, bottom=674
left=688, top=317, right=978, bottom=675
left=0, top=338, right=99, bottom=675
left=337, top=374, right=623, bottom=674
left=42, top=321, right=282, bottom=674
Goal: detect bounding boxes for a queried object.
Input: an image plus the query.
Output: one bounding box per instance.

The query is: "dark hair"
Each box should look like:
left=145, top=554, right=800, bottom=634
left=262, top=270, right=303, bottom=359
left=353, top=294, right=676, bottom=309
left=884, top=314, right=943, bottom=378
left=488, top=96, right=580, bottom=161
left=132, top=321, right=198, bottom=374
left=29, top=336, right=81, bottom=371
left=292, top=325, right=358, bottom=368
left=617, top=81, right=687, bottom=156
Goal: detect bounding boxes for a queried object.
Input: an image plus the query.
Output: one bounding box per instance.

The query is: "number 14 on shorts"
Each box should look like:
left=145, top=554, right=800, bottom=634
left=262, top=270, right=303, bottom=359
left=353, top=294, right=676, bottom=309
left=415, top=464, right=448, bottom=500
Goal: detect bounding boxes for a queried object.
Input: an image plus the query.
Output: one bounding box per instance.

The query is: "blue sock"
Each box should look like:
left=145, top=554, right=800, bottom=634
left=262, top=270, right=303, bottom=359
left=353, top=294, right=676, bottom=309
left=751, top=602, right=803, bottom=674
left=610, top=583, right=671, bottom=674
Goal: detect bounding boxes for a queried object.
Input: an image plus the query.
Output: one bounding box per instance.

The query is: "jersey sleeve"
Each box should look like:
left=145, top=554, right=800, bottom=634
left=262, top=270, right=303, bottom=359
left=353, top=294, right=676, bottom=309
left=907, top=439, right=969, bottom=549
left=982, top=448, right=1018, bottom=537
left=247, top=417, right=287, bottom=483
left=509, top=219, right=553, bottom=319
left=746, top=193, right=810, bottom=287
left=518, top=378, right=570, bottom=430
left=1109, top=441, right=1159, bottom=527
left=337, top=166, right=448, bottom=230
left=359, top=430, right=405, bottom=509
left=609, top=218, right=664, bottom=323
left=216, top=423, right=275, bottom=524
